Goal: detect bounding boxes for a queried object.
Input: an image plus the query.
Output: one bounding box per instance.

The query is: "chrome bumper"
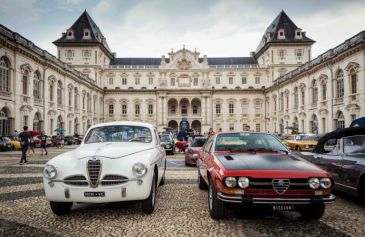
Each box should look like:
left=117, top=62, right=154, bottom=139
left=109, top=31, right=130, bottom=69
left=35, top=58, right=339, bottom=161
left=217, top=192, right=336, bottom=205
left=47, top=178, right=143, bottom=187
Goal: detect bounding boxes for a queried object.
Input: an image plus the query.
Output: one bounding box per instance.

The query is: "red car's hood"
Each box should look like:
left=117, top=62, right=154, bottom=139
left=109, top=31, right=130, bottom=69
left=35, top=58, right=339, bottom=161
left=215, top=152, right=323, bottom=173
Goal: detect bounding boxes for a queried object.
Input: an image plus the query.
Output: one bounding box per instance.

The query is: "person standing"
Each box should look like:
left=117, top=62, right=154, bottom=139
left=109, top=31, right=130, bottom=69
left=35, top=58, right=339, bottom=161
left=28, top=134, right=36, bottom=156
left=56, top=133, right=61, bottom=148
left=19, top=126, right=30, bottom=165
left=60, top=132, right=65, bottom=148
left=40, top=131, right=48, bottom=156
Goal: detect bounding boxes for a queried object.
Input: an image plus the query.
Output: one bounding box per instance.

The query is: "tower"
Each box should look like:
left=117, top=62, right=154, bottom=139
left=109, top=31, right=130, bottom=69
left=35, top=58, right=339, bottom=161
left=53, top=10, right=114, bottom=85
left=255, top=10, right=315, bottom=84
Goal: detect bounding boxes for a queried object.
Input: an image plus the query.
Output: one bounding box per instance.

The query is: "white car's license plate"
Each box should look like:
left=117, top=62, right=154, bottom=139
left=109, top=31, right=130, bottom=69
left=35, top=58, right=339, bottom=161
left=84, top=192, right=105, bottom=197
left=272, top=205, right=294, bottom=211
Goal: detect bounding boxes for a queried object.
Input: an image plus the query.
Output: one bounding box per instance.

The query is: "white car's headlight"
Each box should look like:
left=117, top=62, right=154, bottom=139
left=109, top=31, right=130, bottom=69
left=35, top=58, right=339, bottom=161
left=308, top=178, right=320, bottom=189
left=238, top=177, right=250, bottom=188
left=224, top=177, right=237, bottom=187
left=320, top=178, right=332, bottom=189
left=132, top=163, right=147, bottom=177
left=43, top=164, right=57, bottom=179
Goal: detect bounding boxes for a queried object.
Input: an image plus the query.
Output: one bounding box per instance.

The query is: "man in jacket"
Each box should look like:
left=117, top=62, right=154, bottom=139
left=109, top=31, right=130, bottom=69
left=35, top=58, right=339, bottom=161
left=19, top=126, right=31, bottom=165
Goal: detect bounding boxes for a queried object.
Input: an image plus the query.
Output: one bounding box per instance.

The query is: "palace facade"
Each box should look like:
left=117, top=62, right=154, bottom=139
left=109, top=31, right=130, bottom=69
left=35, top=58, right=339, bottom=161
left=0, top=10, right=364, bottom=136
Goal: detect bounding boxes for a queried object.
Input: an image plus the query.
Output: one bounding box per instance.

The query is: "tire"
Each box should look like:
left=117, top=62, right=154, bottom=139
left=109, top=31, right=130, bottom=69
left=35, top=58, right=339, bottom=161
left=208, top=178, right=225, bottom=219
left=50, top=201, right=72, bottom=216
left=295, top=146, right=302, bottom=151
left=160, top=161, right=166, bottom=186
left=142, top=172, right=157, bottom=214
left=198, top=169, right=208, bottom=190
left=299, top=204, right=325, bottom=220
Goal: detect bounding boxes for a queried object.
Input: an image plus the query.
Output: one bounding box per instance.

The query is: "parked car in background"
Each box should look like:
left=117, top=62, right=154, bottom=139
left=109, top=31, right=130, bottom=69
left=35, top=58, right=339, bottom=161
left=73, top=135, right=84, bottom=145
left=159, top=134, right=175, bottom=155
left=197, top=132, right=335, bottom=220
left=0, top=136, right=14, bottom=151
left=283, top=134, right=318, bottom=151
left=43, top=121, right=166, bottom=215
left=184, top=136, right=207, bottom=166
left=299, top=127, right=365, bottom=199
left=5, top=136, right=21, bottom=150
left=65, top=136, right=76, bottom=145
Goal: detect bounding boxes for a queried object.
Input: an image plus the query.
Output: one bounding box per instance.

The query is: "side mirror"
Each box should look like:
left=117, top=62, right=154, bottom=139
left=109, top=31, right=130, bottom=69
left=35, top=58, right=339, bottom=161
left=160, top=142, right=166, bottom=148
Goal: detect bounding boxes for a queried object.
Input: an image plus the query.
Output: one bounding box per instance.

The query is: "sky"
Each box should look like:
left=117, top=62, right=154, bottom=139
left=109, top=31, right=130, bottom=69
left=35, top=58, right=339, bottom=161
left=1, top=0, right=364, bottom=58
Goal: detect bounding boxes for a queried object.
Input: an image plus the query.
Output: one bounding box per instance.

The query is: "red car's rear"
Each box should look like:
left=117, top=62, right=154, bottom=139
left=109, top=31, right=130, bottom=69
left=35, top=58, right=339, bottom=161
left=197, top=132, right=335, bottom=220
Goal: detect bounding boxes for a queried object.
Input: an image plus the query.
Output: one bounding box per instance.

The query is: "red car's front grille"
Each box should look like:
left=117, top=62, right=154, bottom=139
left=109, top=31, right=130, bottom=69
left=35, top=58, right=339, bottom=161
left=244, top=189, right=314, bottom=198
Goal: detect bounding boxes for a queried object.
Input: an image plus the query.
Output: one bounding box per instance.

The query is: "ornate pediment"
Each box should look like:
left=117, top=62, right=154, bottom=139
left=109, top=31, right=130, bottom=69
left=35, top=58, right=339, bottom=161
left=165, top=47, right=205, bottom=70
left=177, top=58, right=192, bottom=70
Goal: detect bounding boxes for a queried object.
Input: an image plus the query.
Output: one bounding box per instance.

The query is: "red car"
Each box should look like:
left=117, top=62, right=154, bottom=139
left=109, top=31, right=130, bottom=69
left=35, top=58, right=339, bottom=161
left=184, top=136, right=207, bottom=166
left=197, top=132, right=335, bottom=220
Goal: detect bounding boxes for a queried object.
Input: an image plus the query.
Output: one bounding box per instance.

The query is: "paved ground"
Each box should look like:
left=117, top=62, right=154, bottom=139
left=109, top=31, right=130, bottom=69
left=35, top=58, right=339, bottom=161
left=0, top=146, right=365, bottom=236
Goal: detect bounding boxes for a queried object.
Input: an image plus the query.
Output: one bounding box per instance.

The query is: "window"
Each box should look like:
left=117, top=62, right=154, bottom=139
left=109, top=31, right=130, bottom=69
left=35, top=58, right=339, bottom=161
left=68, top=90, right=72, bottom=106
left=148, top=104, right=153, bottom=114
left=301, top=89, right=305, bottom=106
left=256, top=123, right=261, bottom=132
left=242, top=102, right=248, bottom=113
left=296, top=49, right=303, bottom=57
left=0, top=57, right=10, bottom=92
left=121, top=104, right=127, bottom=114
left=82, top=50, right=91, bottom=58
left=148, top=77, right=153, bottom=85
left=278, top=49, right=285, bottom=59
left=337, top=112, right=345, bottom=129
left=229, top=103, right=234, bottom=114
left=57, top=81, right=62, bottom=105
left=84, top=31, right=89, bottom=37
left=22, top=74, right=28, bottom=95
left=67, top=31, right=72, bottom=37
left=350, top=69, right=357, bottom=94
left=255, top=101, right=261, bottom=113
left=65, top=50, right=74, bottom=58
left=322, top=83, right=326, bottom=100
left=135, top=78, right=140, bottom=85
left=229, top=77, right=233, bottom=84
left=108, top=104, right=114, bottom=114
left=82, top=94, right=86, bottom=110
left=311, top=80, right=318, bottom=104
left=279, top=31, right=284, bottom=36
left=109, top=78, right=113, bottom=85
left=255, top=77, right=260, bottom=84
left=216, top=77, right=220, bottom=84
left=229, top=125, right=234, bottom=131
left=171, top=106, right=176, bottom=114
left=336, top=71, right=344, bottom=98
left=171, top=78, right=175, bottom=86
left=135, top=104, right=140, bottom=115
left=23, top=115, right=28, bottom=127
left=74, top=88, right=78, bottom=109
left=294, top=87, right=298, bottom=109
left=193, top=78, right=198, bottom=86
left=122, top=78, right=127, bottom=85
left=33, top=71, right=42, bottom=99
left=322, top=118, right=326, bottom=133
left=216, top=104, right=221, bottom=114
left=241, top=77, right=246, bottom=84
left=193, top=106, right=198, bottom=114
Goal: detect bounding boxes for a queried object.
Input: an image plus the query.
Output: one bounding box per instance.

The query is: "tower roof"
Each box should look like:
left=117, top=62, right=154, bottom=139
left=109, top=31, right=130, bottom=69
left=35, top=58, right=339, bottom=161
left=53, top=10, right=113, bottom=57
left=255, top=10, right=314, bottom=57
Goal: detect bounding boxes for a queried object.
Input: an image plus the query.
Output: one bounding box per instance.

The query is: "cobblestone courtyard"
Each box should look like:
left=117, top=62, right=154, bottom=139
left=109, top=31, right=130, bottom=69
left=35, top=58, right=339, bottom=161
left=1, top=147, right=365, bottom=236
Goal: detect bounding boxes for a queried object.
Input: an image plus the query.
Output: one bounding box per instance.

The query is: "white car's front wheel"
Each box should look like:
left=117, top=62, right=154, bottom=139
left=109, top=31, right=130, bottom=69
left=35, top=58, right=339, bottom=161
left=50, top=201, right=72, bottom=216
left=142, top=172, right=156, bottom=214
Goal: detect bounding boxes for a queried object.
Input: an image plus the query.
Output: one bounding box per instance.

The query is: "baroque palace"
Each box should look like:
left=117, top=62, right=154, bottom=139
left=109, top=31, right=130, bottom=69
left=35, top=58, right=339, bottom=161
left=0, top=10, right=364, bottom=136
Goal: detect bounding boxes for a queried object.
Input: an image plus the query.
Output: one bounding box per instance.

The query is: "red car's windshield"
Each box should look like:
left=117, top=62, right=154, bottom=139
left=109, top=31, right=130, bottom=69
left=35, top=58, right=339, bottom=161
left=214, top=133, right=288, bottom=152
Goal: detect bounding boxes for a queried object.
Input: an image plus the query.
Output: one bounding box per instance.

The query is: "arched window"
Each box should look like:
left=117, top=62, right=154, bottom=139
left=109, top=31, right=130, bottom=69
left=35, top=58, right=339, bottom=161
left=49, top=81, right=54, bottom=101
left=22, top=71, right=29, bottom=95
left=82, top=93, right=86, bottom=110
left=74, top=88, right=78, bottom=109
left=33, top=71, right=42, bottom=99
left=74, top=117, right=79, bottom=134
left=322, top=83, right=326, bottom=100
left=310, top=114, right=318, bottom=134
left=301, top=88, right=305, bottom=106
left=57, top=81, right=62, bottom=104
left=336, top=70, right=344, bottom=98
left=33, top=112, right=41, bottom=133
left=68, top=88, right=72, bottom=106
left=294, top=87, right=298, bottom=109
left=337, top=112, right=345, bottom=129
left=350, top=68, right=357, bottom=94
left=57, top=115, right=63, bottom=129
left=0, top=108, right=10, bottom=136
left=0, top=57, right=10, bottom=92
left=311, top=80, right=318, bottom=104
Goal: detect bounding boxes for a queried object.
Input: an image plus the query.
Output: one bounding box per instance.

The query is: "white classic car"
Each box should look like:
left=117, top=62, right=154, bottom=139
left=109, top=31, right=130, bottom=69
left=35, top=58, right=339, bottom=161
left=43, top=121, right=166, bottom=215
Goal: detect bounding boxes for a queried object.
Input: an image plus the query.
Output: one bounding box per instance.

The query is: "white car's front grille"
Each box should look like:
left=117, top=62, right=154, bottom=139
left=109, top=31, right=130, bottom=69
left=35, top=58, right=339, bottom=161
left=64, top=175, right=88, bottom=186
left=87, top=159, right=101, bottom=188
left=101, top=175, right=128, bottom=186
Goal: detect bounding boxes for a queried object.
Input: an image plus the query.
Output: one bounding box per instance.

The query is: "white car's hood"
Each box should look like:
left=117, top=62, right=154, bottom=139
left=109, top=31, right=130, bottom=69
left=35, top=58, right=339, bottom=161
left=72, top=142, right=154, bottom=159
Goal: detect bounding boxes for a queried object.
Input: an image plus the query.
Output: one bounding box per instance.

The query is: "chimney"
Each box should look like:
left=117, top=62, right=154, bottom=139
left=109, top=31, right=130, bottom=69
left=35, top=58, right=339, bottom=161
left=250, top=51, right=255, bottom=57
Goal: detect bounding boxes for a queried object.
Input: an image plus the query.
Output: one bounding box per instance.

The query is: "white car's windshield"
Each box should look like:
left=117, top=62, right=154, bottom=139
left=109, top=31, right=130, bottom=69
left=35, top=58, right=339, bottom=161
left=84, top=125, right=152, bottom=144
left=295, top=135, right=316, bottom=141
left=215, top=133, right=288, bottom=152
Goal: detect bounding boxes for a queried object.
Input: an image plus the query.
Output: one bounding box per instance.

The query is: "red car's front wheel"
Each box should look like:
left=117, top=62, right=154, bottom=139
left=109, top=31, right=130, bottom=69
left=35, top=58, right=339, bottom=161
left=208, top=178, right=225, bottom=220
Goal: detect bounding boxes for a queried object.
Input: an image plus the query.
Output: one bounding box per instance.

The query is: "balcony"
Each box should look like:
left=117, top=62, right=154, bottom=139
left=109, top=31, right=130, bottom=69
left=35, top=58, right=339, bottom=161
left=34, top=98, right=42, bottom=106
left=334, top=97, right=344, bottom=104
left=310, top=103, right=318, bottom=110
left=0, top=91, right=11, bottom=97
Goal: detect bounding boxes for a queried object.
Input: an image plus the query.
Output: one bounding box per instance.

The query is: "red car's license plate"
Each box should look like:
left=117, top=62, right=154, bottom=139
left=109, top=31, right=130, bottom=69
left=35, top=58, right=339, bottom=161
left=84, top=192, right=105, bottom=197
left=272, top=205, right=294, bottom=211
